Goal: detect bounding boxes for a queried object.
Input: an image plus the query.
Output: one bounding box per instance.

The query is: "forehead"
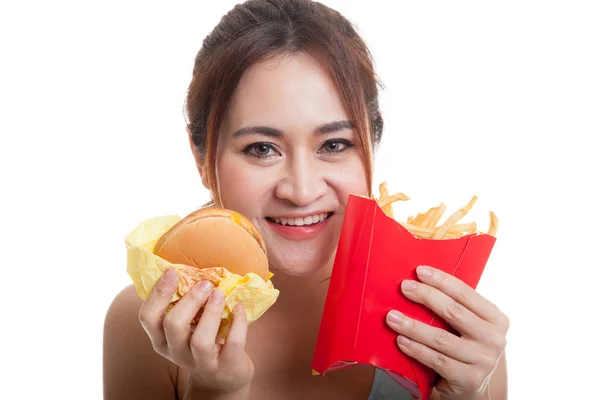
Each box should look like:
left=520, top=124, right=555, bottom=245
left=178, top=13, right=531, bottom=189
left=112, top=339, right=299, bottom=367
left=224, top=52, right=349, bottom=133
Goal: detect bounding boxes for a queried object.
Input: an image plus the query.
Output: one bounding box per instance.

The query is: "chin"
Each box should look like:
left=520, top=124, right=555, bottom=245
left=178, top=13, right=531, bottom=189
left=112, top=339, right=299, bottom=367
left=266, top=243, right=336, bottom=277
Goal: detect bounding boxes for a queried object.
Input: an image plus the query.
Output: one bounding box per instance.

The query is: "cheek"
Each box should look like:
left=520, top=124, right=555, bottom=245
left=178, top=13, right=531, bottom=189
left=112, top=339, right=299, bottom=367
left=328, top=157, right=370, bottom=200
left=215, top=155, right=270, bottom=213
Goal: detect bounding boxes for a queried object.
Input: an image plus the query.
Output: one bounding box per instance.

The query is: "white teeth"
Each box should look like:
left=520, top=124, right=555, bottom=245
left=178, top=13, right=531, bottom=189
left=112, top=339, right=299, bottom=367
left=271, top=213, right=330, bottom=226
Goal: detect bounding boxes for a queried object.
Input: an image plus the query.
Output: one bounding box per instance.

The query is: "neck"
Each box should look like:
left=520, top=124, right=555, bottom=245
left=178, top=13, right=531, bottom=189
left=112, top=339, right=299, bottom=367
left=269, top=261, right=334, bottom=313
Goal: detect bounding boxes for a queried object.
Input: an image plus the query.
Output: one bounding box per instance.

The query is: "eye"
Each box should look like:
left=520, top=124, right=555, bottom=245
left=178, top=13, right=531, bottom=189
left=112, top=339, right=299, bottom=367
left=319, top=139, right=353, bottom=154
left=243, top=142, right=279, bottom=159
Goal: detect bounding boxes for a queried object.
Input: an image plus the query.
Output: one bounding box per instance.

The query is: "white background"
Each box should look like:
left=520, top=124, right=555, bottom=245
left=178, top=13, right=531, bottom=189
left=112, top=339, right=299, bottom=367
left=1, top=1, right=598, bottom=399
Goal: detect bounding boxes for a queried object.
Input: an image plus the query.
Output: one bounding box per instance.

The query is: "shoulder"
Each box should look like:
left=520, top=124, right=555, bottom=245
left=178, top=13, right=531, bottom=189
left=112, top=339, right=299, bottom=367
left=103, top=284, right=145, bottom=343
left=103, top=284, right=178, bottom=400
left=105, top=283, right=142, bottom=318
left=104, top=285, right=154, bottom=338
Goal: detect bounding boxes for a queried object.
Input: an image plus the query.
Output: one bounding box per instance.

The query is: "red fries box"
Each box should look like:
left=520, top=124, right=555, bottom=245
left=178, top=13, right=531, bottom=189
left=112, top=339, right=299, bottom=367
left=312, top=194, right=497, bottom=400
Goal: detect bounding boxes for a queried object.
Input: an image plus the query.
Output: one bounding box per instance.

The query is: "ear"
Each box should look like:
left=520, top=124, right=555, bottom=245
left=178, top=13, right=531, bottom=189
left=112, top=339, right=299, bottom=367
left=187, top=125, right=210, bottom=190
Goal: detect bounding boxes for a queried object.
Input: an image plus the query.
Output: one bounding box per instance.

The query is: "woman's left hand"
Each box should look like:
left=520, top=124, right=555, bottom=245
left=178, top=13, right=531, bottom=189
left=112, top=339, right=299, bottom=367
left=386, top=265, right=509, bottom=400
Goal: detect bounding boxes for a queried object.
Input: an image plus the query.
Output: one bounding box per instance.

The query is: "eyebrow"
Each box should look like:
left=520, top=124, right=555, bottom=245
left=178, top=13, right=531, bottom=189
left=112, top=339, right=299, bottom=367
left=231, top=120, right=355, bottom=138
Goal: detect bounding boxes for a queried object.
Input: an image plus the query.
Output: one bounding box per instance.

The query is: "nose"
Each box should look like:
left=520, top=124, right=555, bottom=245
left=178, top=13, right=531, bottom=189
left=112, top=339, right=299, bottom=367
left=275, top=154, right=327, bottom=207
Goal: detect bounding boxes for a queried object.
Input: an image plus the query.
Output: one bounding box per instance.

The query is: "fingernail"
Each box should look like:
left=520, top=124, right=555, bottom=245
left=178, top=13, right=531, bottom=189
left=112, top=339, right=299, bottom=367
left=397, top=335, right=411, bottom=346
left=402, top=280, right=417, bottom=291
left=387, top=310, right=403, bottom=325
left=162, top=268, right=178, bottom=283
left=416, top=265, right=432, bottom=277
left=195, top=280, right=213, bottom=293
left=210, top=289, right=225, bottom=304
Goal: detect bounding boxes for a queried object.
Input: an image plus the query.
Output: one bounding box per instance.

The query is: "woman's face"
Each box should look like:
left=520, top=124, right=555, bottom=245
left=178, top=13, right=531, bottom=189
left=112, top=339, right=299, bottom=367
left=210, top=52, right=369, bottom=277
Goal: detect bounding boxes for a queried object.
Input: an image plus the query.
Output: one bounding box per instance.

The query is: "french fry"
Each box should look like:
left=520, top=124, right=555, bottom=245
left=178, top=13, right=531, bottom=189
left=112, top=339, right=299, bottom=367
left=400, top=222, right=477, bottom=239
left=420, top=207, right=438, bottom=228
left=444, top=232, right=463, bottom=239
left=426, top=203, right=446, bottom=228
left=432, top=196, right=478, bottom=239
left=377, top=192, right=410, bottom=211
left=378, top=182, right=394, bottom=218
left=488, top=211, right=498, bottom=236
left=411, top=212, right=427, bottom=227
left=373, top=182, right=497, bottom=239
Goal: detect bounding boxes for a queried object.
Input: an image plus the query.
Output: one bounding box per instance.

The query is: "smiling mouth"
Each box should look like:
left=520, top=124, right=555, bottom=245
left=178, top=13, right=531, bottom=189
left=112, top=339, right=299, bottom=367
left=266, top=212, right=333, bottom=226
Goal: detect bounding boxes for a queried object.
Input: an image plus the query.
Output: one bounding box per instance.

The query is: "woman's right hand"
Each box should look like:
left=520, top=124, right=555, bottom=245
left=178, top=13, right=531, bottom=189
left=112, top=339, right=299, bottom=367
left=138, top=268, right=255, bottom=396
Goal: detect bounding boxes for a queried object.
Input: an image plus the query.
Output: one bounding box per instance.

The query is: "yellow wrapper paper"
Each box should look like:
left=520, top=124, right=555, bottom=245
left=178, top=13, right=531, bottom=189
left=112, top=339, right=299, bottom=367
left=125, top=214, right=280, bottom=337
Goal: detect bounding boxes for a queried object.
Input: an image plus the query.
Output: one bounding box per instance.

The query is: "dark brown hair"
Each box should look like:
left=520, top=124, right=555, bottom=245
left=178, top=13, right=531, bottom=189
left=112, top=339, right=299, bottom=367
left=185, top=0, right=384, bottom=206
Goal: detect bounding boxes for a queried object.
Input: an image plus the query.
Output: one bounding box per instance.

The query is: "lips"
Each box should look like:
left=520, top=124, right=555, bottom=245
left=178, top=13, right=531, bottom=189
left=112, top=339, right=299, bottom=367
left=265, top=212, right=333, bottom=241
left=266, top=212, right=333, bottom=227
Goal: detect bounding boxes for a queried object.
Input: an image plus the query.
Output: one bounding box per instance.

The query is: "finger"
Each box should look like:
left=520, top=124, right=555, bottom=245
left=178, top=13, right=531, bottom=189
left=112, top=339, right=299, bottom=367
left=395, top=334, right=466, bottom=383
left=400, top=279, right=487, bottom=340
left=220, top=304, right=249, bottom=365
left=386, top=310, right=479, bottom=364
left=163, top=280, right=214, bottom=365
left=190, top=289, right=226, bottom=363
left=138, top=268, right=179, bottom=357
left=415, top=265, right=509, bottom=330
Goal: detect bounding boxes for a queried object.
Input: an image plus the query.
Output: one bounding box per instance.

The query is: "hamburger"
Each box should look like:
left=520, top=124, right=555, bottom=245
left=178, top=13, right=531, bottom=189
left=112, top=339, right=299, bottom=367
left=125, top=206, right=279, bottom=337
left=153, top=207, right=270, bottom=281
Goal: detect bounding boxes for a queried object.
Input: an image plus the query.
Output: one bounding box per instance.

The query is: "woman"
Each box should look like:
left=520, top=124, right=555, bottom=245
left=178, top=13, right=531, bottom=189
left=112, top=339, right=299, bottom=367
left=103, top=1, right=509, bottom=399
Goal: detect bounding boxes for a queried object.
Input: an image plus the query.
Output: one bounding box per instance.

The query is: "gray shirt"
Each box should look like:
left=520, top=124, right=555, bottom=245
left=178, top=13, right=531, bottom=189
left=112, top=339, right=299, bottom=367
left=368, top=369, right=416, bottom=400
